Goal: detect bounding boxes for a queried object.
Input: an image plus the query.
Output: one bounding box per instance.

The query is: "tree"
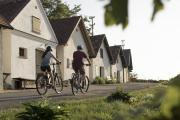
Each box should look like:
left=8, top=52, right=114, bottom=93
left=104, top=0, right=165, bottom=29
left=41, top=0, right=81, bottom=20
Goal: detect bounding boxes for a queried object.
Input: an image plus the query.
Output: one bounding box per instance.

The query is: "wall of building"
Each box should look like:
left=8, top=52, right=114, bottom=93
left=10, top=30, right=56, bottom=82
left=0, top=28, right=3, bottom=90
left=2, top=29, right=12, bottom=74
left=56, top=45, right=64, bottom=80
left=124, top=67, right=129, bottom=83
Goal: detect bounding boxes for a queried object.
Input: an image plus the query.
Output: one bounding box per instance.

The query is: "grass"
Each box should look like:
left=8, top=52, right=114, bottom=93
left=0, top=85, right=166, bottom=120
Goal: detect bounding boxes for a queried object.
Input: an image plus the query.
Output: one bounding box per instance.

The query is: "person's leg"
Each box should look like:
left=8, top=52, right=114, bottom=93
left=47, top=66, right=54, bottom=85
left=80, top=66, right=85, bottom=88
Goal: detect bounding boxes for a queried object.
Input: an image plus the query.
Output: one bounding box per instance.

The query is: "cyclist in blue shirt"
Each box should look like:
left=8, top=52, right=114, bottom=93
left=41, top=46, right=61, bottom=84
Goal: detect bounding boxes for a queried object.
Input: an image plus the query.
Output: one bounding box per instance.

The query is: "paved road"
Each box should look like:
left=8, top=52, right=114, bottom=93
left=0, top=82, right=158, bottom=109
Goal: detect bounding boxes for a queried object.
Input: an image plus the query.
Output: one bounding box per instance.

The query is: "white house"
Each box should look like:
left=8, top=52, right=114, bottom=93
left=90, top=34, right=113, bottom=80
left=109, top=45, right=124, bottom=83
left=0, top=0, right=58, bottom=89
left=50, top=16, right=95, bottom=81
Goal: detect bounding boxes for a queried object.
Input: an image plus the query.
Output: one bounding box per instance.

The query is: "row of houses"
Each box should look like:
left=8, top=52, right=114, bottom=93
left=0, top=0, right=133, bottom=90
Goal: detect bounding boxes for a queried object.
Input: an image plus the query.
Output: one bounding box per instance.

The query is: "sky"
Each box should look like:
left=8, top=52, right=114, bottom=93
left=62, top=0, right=180, bottom=80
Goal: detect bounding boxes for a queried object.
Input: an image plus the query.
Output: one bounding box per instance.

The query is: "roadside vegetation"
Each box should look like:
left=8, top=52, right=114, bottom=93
left=1, top=74, right=180, bottom=120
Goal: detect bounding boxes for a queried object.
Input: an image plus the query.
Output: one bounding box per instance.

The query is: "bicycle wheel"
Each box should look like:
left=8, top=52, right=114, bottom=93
left=36, top=74, right=48, bottom=95
left=54, top=74, right=63, bottom=94
left=81, top=75, right=90, bottom=93
left=71, top=74, right=81, bottom=95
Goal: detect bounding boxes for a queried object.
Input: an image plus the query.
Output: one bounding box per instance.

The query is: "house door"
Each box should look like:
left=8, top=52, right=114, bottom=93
left=35, top=49, right=43, bottom=75
left=100, top=67, right=104, bottom=78
left=117, top=71, right=120, bottom=82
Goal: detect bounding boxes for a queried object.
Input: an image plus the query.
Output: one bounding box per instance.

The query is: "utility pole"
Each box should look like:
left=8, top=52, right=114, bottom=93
left=89, top=16, right=95, bottom=36
left=121, top=40, right=125, bottom=49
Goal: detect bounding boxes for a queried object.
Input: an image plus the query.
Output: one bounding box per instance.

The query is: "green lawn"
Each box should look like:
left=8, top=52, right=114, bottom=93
left=0, top=85, right=166, bottom=120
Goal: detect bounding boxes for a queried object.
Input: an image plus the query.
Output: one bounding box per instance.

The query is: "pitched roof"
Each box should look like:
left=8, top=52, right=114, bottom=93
left=123, top=49, right=133, bottom=71
left=90, top=34, right=113, bottom=61
left=109, top=45, right=121, bottom=64
left=50, top=16, right=80, bottom=45
left=0, top=0, right=30, bottom=23
left=0, top=15, right=13, bottom=29
left=50, top=16, right=95, bottom=57
left=109, top=45, right=127, bottom=66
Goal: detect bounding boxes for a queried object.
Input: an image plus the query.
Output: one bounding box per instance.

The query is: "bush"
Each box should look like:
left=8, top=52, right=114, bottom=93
left=92, top=76, right=105, bottom=84
left=151, top=74, right=180, bottom=120
left=107, top=88, right=131, bottom=103
left=16, top=100, right=70, bottom=120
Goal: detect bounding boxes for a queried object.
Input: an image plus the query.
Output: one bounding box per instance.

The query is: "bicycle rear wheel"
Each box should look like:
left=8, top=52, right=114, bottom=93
left=54, top=74, right=63, bottom=94
left=81, top=75, right=90, bottom=93
left=36, top=74, right=48, bottom=95
left=71, top=74, right=81, bottom=95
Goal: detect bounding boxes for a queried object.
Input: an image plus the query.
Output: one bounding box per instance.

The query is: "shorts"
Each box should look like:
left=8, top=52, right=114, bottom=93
left=72, top=63, right=85, bottom=75
left=41, top=65, right=51, bottom=72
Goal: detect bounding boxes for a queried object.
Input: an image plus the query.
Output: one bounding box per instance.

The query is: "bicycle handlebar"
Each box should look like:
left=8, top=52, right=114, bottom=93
left=50, top=62, right=61, bottom=66
left=84, top=64, right=91, bottom=66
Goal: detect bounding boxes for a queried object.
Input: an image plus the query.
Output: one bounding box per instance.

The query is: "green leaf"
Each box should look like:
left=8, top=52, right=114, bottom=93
left=104, top=0, right=129, bottom=29
left=151, top=0, right=164, bottom=21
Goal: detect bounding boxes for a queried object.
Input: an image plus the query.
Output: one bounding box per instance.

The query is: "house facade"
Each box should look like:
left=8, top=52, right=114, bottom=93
left=0, top=0, right=58, bottom=89
left=90, top=34, right=113, bottom=80
left=109, top=45, right=124, bottom=83
left=51, top=16, right=95, bottom=81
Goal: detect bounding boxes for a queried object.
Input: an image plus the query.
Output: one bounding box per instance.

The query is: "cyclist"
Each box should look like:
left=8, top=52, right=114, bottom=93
left=72, top=45, right=91, bottom=82
left=41, top=46, right=61, bottom=85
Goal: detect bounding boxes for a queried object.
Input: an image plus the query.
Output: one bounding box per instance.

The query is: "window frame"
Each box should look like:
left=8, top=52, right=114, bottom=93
left=32, top=16, right=41, bottom=34
left=19, top=47, right=27, bottom=59
left=100, top=48, right=103, bottom=58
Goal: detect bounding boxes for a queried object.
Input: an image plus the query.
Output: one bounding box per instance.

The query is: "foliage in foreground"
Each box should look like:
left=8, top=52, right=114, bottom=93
left=0, top=84, right=171, bottom=120
left=15, top=99, right=70, bottom=120
left=151, top=74, right=180, bottom=120
left=107, top=87, right=131, bottom=103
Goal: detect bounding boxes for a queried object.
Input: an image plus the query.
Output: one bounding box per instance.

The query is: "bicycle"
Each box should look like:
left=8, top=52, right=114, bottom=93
left=36, top=63, right=63, bottom=95
left=70, top=64, right=90, bottom=95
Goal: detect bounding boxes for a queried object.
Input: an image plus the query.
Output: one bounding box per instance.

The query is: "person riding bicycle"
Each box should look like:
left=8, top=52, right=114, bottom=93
left=72, top=45, right=91, bottom=78
left=41, top=46, right=61, bottom=84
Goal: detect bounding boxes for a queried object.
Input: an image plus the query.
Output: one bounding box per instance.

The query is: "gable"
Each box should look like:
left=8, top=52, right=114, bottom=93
left=10, top=0, right=57, bottom=43
left=51, top=16, right=95, bottom=57
left=98, top=41, right=111, bottom=63
left=90, top=34, right=112, bottom=61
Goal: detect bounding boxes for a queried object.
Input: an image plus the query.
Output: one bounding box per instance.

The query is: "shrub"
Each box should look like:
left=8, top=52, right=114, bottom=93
left=105, top=78, right=116, bottom=84
left=15, top=100, right=70, bottom=120
left=107, top=88, right=131, bottom=103
left=92, top=76, right=105, bottom=84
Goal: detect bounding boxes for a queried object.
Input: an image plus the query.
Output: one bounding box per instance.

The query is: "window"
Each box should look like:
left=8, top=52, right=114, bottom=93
left=32, top=16, right=41, bottom=34
left=67, top=58, right=70, bottom=68
left=19, top=47, right=27, bottom=58
left=100, top=48, right=103, bottom=58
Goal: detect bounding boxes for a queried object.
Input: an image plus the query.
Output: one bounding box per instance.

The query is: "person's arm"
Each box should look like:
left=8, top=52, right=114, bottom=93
left=87, top=58, right=91, bottom=66
left=84, top=52, right=91, bottom=65
left=51, top=54, right=61, bottom=63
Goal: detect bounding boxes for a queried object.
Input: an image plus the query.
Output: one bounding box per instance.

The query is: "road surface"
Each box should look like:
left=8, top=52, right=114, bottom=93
left=0, top=82, right=158, bottom=109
